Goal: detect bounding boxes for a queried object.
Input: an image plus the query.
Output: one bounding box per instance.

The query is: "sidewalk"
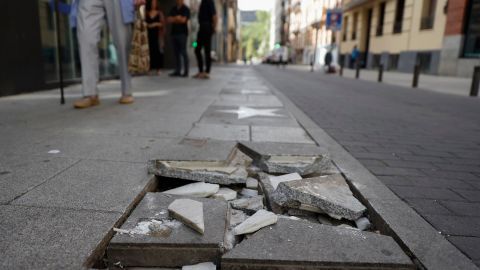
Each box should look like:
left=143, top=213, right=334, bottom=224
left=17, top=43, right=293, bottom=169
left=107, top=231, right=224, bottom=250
left=0, top=67, right=314, bottom=269
left=288, top=64, right=475, bottom=97
left=0, top=66, right=476, bottom=269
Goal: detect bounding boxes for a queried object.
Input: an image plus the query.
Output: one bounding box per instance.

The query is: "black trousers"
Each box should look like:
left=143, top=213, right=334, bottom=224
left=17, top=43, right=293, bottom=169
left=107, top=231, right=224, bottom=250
left=172, top=34, right=189, bottom=75
left=195, top=26, right=213, bottom=73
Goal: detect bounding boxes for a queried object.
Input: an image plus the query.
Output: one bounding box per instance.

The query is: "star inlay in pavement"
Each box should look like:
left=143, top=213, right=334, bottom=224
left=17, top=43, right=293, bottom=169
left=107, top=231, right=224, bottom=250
left=217, top=106, right=285, bottom=119
left=240, top=89, right=267, bottom=94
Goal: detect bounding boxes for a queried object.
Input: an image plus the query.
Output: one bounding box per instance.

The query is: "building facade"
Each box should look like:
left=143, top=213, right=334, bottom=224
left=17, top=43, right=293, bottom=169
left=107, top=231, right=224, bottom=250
left=288, top=0, right=342, bottom=66
left=0, top=0, right=239, bottom=97
left=339, top=0, right=480, bottom=77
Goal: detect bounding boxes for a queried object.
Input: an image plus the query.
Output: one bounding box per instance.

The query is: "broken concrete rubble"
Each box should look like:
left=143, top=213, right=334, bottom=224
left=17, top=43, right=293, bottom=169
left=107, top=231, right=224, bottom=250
left=268, top=172, right=302, bottom=190
left=257, top=173, right=285, bottom=214
left=355, top=217, right=372, bottom=231
left=163, top=182, right=219, bottom=198
left=107, top=193, right=228, bottom=268
left=273, top=174, right=366, bottom=220
left=237, top=142, right=331, bottom=175
left=168, top=199, right=205, bottom=234
left=245, top=177, right=258, bottom=189
left=233, top=210, right=278, bottom=235
left=211, top=187, right=237, bottom=201
left=148, top=160, right=248, bottom=185
left=222, top=218, right=414, bottom=270
left=230, top=196, right=264, bottom=214
left=182, top=262, right=216, bottom=270
left=240, top=188, right=258, bottom=197
left=229, top=209, right=249, bottom=227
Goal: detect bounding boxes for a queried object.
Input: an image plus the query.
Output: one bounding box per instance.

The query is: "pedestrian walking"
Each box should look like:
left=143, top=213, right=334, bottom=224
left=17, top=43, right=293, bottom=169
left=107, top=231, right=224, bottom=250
left=146, top=0, right=165, bottom=75
left=193, top=0, right=217, bottom=79
left=324, top=49, right=333, bottom=73
left=350, top=45, right=359, bottom=69
left=71, top=0, right=145, bottom=109
left=168, top=0, right=190, bottom=78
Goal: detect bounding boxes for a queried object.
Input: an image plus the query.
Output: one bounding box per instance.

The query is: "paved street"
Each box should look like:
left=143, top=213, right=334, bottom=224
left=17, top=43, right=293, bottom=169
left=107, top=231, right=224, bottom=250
left=257, top=65, right=480, bottom=266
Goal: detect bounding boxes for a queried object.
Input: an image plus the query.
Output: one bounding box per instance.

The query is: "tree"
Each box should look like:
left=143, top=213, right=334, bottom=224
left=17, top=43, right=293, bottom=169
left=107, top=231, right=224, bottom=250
left=241, top=11, right=270, bottom=58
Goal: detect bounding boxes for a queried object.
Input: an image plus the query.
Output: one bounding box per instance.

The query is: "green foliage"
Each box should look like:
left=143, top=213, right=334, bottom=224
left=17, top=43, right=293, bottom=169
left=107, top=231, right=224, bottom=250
left=241, top=11, right=270, bottom=58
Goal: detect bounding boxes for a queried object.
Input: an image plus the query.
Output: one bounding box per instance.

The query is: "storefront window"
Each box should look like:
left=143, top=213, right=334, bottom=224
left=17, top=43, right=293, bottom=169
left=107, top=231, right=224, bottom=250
left=463, top=0, right=480, bottom=58
left=37, top=0, right=118, bottom=83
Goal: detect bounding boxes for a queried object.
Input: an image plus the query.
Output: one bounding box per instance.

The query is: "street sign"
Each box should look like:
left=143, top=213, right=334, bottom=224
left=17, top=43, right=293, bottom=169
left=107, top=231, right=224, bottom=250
left=326, top=9, right=342, bottom=31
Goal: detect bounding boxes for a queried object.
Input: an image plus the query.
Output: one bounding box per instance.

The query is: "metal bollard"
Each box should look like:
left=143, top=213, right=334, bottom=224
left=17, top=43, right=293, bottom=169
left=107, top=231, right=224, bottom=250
left=355, top=61, right=360, bottom=79
left=412, top=64, right=420, bottom=88
left=470, top=66, right=480, bottom=97
left=378, top=64, right=384, bottom=82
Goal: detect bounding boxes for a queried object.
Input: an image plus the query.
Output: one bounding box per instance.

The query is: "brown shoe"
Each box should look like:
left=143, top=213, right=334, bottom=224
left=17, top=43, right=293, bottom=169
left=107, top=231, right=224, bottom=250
left=73, top=96, right=99, bottom=109
left=119, top=95, right=134, bottom=104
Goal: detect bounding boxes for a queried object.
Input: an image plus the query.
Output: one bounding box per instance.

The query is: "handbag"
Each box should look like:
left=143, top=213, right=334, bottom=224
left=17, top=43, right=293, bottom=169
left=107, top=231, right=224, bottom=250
left=128, top=8, right=150, bottom=74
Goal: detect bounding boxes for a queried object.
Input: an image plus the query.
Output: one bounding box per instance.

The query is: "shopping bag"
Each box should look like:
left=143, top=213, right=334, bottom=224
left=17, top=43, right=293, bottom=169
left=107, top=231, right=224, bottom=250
left=128, top=9, right=150, bottom=74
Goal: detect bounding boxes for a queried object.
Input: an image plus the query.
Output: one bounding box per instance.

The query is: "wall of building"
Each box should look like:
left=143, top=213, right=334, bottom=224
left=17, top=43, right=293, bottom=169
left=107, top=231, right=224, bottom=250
left=340, top=0, right=447, bottom=74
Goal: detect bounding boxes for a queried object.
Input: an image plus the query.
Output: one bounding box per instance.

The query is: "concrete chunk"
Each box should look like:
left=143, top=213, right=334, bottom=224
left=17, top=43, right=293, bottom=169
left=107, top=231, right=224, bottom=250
left=233, top=210, right=278, bottom=235
left=230, top=196, right=264, bottom=214
left=222, top=219, right=414, bottom=269
left=211, top=187, right=237, bottom=201
left=108, top=193, right=228, bottom=268
left=168, top=199, right=205, bottom=234
left=182, top=262, right=216, bottom=270
left=240, top=188, right=258, bottom=197
left=237, top=142, right=331, bottom=175
left=273, top=174, right=366, bottom=220
left=163, top=182, right=219, bottom=198
left=246, top=177, right=259, bottom=189
left=269, top=173, right=302, bottom=190
left=149, top=160, right=247, bottom=185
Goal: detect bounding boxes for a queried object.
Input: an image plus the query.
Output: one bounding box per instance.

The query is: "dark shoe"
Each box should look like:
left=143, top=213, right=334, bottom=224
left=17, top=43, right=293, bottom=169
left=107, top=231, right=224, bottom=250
left=169, top=72, right=181, bottom=77
left=181, top=73, right=189, bottom=78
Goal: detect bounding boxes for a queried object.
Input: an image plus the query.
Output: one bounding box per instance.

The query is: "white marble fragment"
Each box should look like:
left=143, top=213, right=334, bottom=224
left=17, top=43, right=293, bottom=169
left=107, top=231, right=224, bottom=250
left=246, top=177, right=259, bottom=189
left=211, top=187, right=237, bottom=201
left=355, top=217, right=372, bottom=231
left=234, top=210, right=278, bottom=235
left=269, top=173, right=302, bottom=190
left=168, top=199, right=205, bottom=234
left=163, top=182, right=219, bottom=198
left=182, top=262, right=216, bottom=270
left=240, top=188, right=258, bottom=197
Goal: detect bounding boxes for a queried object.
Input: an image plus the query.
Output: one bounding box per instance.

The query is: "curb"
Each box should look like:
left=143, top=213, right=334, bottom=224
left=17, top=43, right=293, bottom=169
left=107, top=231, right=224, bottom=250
left=260, top=69, right=479, bottom=270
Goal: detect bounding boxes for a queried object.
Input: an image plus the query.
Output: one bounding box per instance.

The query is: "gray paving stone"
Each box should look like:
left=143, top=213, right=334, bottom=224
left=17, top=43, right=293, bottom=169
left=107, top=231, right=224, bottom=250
left=221, top=218, right=413, bottom=269
left=187, top=123, right=250, bottom=141
left=423, top=214, right=480, bottom=237
left=441, top=201, right=480, bottom=216
left=149, top=160, right=248, bottom=185
left=0, top=156, right=78, bottom=204
left=448, top=236, right=480, bottom=260
left=273, top=174, right=366, bottom=220
left=454, top=189, right=480, bottom=202
left=0, top=205, right=119, bottom=269
left=404, top=199, right=454, bottom=215
left=12, top=160, right=150, bottom=212
left=251, top=126, right=315, bottom=144
left=238, top=142, right=330, bottom=175
left=108, top=193, right=228, bottom=268
left=388, top=186, right=466, bottom=201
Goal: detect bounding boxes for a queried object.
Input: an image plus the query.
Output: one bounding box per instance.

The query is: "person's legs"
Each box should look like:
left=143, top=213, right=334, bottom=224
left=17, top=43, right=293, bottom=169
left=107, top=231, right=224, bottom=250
left=178, top=34, right=189, bottom=76
left=171, top=36, right=181, bottom=75
left=104, top=0, right=132, bottom=97
left=195, top=32, right=205, bottom=74
left=77, top=0, right=105, bottom=98
left=204, top=30, right=212, bottom=74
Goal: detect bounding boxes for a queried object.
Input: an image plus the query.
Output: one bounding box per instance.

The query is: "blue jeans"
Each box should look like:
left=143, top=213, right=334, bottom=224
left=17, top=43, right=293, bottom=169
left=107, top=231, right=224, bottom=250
left=172, top=34, right=189, bottom=75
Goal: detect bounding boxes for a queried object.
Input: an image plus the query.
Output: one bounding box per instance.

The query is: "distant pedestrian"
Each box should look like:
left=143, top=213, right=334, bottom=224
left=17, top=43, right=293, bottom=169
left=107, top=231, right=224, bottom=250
left=324, top=49, right=333, bottom=73
left=168, top=0, right=190, bottom=77
left=350, top=45, right=359, bottom=69
left=193, top=0, right=217, bottom=79
left=146, top=0, right=165, bottom=75
left=71, top=0, right=145, bottom=109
